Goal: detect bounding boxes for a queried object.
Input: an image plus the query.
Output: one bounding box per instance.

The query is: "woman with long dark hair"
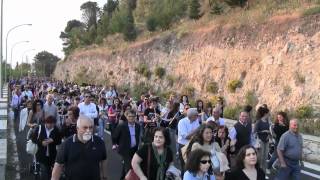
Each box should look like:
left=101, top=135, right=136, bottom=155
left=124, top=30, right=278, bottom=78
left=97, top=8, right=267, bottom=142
left=266, top=111, right=289, bottom=173
left=225, top=145, right=265, bottom=180
left=131, top=127, right=173, bottom=180
left=184, top=149, right=216, bottom=180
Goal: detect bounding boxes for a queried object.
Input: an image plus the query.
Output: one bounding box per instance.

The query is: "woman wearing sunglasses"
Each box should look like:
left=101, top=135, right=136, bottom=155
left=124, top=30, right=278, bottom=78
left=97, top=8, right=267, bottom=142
left=184, top=149, right=216, bottom=180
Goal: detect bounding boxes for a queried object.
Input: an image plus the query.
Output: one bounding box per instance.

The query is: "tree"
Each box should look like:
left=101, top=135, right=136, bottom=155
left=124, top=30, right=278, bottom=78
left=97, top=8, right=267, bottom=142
left=60, top=20, right=85, bottom=55
left=189, top=0, right=201, bottom=19
left=80, top=1, right=100, bottom=29
left=123, top=8, right=137, bottom=41
left=34, top=51, right=60, bottom=77
left=103, top=0, right=119, bottom=18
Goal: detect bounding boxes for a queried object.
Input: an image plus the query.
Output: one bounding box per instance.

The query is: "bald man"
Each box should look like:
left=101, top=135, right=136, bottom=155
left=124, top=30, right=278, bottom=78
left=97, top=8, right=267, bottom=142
left=276, top=119, right=303, bottom=180
left=51, top=115, right=107, bottom=180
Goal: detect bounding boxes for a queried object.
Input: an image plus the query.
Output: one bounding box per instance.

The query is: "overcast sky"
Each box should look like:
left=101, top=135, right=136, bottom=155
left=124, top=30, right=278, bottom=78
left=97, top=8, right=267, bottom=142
left=2, top=0, right=106, bottom=66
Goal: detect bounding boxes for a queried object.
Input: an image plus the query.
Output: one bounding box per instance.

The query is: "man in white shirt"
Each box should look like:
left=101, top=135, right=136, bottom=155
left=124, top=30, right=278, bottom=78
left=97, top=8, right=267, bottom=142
left=43, top=94, right=58, bottom=120
left=177, top=108, right=200, bottom=172
left=106, top=85, right=117, bottom=106
left=22, top=85, right=33, bottom=100
left=78, top=93, right=98, bottom=121
left=206, top=107, right=225, bottom=126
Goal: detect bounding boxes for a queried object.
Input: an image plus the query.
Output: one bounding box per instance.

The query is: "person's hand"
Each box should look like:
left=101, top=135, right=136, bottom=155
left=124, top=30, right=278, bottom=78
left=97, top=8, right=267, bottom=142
left=300, top=161, right=304, bottom=167
left=280, top=162, right=287, bottom=168
left=140, top=176, right=147, bottom=180
left=42, top=140, right=49, bottom=146
left=47, top=138, right=54, bottom=144
left=112, top=145, right=118, bottom=150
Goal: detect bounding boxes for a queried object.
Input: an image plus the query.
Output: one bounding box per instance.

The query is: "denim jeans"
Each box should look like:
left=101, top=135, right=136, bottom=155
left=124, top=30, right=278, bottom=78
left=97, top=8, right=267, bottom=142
left=98, top=118, right=105, bottom=139
left=275, top=158, right=301, bottom=180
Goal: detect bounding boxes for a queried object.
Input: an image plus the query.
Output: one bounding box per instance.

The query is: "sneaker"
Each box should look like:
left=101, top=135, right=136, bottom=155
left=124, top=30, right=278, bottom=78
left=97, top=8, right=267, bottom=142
left=266, top=168, right=271, bottom=174
left=272, top=159, right=279, bottom=170
left=266, top=175, right=269, bottom=179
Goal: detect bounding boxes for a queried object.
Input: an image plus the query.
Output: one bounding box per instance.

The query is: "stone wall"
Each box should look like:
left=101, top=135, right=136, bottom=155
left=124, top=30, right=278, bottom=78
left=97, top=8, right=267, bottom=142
left=224, top=119, right=320, bottom=164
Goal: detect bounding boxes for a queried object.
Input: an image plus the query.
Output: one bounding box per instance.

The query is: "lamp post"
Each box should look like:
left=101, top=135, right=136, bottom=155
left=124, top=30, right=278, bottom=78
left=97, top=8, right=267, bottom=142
left=9, top=40, right=29, bottom=80
left=5, top=23, right=32, bottom=82
left=20, top=48, right=35, bottom=78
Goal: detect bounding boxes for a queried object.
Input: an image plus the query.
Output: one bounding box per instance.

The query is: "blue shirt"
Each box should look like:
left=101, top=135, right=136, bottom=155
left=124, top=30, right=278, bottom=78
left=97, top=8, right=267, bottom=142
left=183, top=171, right=215, bottom=180
left=128, top=124, right=136, bottom=148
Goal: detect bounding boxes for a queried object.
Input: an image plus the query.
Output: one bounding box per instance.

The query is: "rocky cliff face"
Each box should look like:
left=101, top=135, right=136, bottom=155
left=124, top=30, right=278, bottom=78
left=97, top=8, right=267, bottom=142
left=54, top=14, right=320, bottom=112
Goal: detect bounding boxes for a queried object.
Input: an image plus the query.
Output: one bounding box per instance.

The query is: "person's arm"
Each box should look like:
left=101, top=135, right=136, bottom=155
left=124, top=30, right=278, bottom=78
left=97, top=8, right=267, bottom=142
left=178, top=120, right=188, bottom=140
left=277, top=135, right=287, bottom=168
left=51, top=163, right=64, bottom=180
left=131, top=153, right=147, bottom=180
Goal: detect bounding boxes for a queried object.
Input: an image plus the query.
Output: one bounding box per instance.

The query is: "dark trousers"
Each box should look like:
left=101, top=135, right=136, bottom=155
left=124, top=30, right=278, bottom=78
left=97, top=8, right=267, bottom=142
left=121, top=147, right=138, bottom=180
left=39, top=157, right=54, bottom=180
left=178, top=144, right=185, bottom=177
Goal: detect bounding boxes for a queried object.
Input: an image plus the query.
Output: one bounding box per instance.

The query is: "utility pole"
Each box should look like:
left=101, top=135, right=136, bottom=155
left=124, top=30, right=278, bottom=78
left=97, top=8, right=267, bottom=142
left=0, top=0, right=4, bottom=98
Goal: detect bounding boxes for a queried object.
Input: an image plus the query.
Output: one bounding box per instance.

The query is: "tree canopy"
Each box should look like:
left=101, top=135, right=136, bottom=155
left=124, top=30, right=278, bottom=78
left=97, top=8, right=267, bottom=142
left=34, top=51, right=60, bottom=77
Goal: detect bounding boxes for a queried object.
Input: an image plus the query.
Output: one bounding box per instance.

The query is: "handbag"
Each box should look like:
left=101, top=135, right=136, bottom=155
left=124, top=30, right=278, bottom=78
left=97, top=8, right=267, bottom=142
left=125, top=170, right=139, bottom=180
left=26, top=125, right=41, bottom=155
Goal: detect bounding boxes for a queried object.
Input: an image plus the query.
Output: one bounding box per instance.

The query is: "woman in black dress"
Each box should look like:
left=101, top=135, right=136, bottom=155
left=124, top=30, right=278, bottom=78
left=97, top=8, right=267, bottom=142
left=225, top=145, right=265, bottom=180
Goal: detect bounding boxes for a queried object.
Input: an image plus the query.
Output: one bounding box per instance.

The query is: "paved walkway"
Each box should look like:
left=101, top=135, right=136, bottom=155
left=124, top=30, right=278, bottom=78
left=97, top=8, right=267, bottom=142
left=0, top=85, right=8, bottom=179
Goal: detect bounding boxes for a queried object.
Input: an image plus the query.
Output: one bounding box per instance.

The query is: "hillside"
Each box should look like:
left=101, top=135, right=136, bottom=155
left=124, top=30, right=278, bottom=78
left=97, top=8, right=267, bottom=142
left=54, top=3, right=320, bottom=121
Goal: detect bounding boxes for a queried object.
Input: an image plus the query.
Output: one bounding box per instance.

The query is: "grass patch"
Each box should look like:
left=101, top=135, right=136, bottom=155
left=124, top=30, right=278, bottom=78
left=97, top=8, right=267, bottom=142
left=303, top=6, right=320, bottom=16
left=154, top=66, right=166, bottom=78
left=224, top=104, right=243, bottom=120
left=227, top=79, right=242, bottom=93
left=283, top=85, right=292, bottom=96
left=182, top=85, right=195, bottom=97
left=245, top=90, right=258, bottom=107
left=206, top=81, right=219, bottom=94
left=294, top=71, right=305, bottom=85
left=295, top=105, right=314, bottom=119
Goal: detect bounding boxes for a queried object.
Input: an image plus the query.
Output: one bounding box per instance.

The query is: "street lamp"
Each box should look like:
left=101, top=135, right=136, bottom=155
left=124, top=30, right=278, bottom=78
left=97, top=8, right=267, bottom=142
left=9, top=40, right=29, bottom=80
left=5, top=23, right=32, bottom=82
left=20, top=48, right=35, bottom=78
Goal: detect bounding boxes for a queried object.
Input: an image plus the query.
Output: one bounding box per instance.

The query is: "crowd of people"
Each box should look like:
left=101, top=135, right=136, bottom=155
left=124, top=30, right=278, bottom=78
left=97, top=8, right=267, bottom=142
left=10, top=77, right=304, bottom=180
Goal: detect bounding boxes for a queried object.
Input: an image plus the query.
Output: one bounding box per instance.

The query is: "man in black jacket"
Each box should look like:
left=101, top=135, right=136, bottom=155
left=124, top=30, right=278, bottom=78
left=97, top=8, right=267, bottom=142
left=32, top=116, right=62, bottom=180
left=112, top=109, right=140, bottom=179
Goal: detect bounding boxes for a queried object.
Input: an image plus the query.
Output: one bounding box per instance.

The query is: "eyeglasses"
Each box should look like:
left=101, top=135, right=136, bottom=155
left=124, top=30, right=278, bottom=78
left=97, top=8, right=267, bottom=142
left=200, top=160, right=211, bottom=164
left=128, top=115, right=136, bottom=118
left=82, top=126, right=93, bottom=130
left=85, top=96, right=91, bottom=98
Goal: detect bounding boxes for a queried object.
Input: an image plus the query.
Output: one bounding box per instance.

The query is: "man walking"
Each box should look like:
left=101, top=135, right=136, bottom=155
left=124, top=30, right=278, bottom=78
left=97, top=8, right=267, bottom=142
left=112, top=109, right=140, bottom=179
left=51, top=115, right=107, bottom=180
left=275, top=119, right=303, bottom=180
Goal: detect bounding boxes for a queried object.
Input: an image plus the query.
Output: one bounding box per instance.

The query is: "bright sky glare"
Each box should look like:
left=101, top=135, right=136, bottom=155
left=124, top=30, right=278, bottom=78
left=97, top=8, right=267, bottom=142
left=3, top=0, right=106, bottom=66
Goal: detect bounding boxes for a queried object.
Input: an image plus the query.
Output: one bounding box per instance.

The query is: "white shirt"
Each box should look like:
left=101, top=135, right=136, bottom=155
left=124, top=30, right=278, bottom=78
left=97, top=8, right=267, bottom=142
left=178, top=117, right=200, bottom=145
left=45, top=127, right=53, bottom=157
left=22, top=90, right=33, bottom=100
left=206, top=116, right=225, bottom=126
left=11, top=94, right=23, bottom=108
left=106, top=90, right=117, bottom=105
left=78, top=102, right=98, bottom=120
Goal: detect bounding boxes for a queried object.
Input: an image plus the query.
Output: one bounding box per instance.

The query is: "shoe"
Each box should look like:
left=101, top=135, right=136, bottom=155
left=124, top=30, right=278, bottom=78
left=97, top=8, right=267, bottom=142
left=272, top=159, right=279, bottom=170
left=266, top=168, right=271, bottom=174
left=266, top=175, right=269, bottom=179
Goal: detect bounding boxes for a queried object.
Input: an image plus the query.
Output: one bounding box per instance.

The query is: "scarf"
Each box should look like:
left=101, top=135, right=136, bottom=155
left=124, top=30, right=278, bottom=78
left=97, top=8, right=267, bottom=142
left=152, top=144, right=167, bottom=180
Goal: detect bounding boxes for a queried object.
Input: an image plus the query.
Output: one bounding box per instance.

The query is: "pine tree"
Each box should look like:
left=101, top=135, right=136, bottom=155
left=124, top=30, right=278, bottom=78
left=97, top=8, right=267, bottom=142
left=123, top=9, right=137, bottom=41
left=189, top=0, right=201, bottom=19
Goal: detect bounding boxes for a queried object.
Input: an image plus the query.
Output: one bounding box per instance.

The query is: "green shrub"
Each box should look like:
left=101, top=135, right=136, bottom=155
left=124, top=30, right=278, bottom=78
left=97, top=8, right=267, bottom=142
left=135, top=63, right=148, bottom=75
left=206, top=81, right=219, bottom=94
left=211, top=2, right=225, bottom=15
left=227, top=80, right=242, bottom=93
left=146, top=16, right=157, bottom=31
left=303, top=6, right=320, bottom=16
left=154, top=66, right=166, bottom=78
left=131, top=82, right=150, bottom=99
left=182, top=85, right=195, bottom=97
left=295, top=105, right=313, bottom=119
left=299, top=119, right=320, bottom=136
left=245, top=90, right=258, bottom=107
left=189, top=0, right=201, bottom=19
left=224, top=105, right=243, bottom=120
